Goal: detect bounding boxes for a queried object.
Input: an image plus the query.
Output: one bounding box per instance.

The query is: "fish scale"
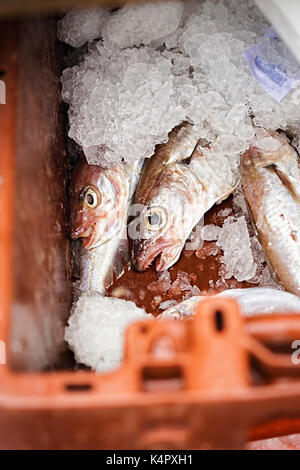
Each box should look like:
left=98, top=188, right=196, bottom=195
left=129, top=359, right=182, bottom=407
left=263, top=174, right=300, bottom=290
left=159, top=288, right=300, bottom=320
left=134, top=122, right=200, bottom=206
left=132, top=128, right=240, bottom=272
left=70, top=159, right=142, bottom=296
left=242, top=128, right=300, bottom=296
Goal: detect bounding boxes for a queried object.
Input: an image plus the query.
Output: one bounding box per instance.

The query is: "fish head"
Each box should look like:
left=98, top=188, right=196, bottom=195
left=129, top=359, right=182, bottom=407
left=132, top=166, right=193, bottom=271
left=70, top=160, right=129, bottom=249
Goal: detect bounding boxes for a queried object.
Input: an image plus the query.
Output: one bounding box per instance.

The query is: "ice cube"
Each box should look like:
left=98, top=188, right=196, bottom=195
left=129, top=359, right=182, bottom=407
left=248, top=235, right=276, bottom=287
left=218, top=207, right=232, bottom=218
left=201, top=224, right=221, bottom=241
left=183, top=284, right=201, bottom=300
left=65, top=293, right=149, bottom=372
left=217, top=216, right=257, bottom=282
left=57, top=7, right=110, bottom=47
left=169, top=270, right=193, bottom=296
left=147, top=270, right=172, bottom=293
left=102, top=1, right=184, bottom=49
left=232, top=185, right=249, bottom=216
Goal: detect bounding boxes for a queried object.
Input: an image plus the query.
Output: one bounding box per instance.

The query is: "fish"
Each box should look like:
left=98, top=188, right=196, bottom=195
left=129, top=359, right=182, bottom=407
left=158, top=288, right=300, bottom=320
left=134, top=122, right=200, bottom=207
left=131, top=128, right=240, bottom=272
left=242, top=127, right=300, bottom=296
left=70, top=159, right=142, bottom=295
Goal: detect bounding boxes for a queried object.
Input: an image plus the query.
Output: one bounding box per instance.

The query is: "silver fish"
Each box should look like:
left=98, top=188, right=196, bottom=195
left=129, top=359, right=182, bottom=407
left=70, top=159, right=142, bottom=295
left=159, top=288, right=300, bottom=320
left=242, top=128, right=300, bottom=296
left=134, top=122, right=200, bottom=208
left=132, top=135, right=240, bottom=272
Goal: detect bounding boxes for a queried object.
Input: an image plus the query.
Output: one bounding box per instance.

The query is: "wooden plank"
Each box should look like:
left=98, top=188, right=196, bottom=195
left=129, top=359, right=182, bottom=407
left=1, top=18, right=73, bottom=370
left=0, top=23, right=18, bottom=373
left=0, top=0, right=124, bottom=17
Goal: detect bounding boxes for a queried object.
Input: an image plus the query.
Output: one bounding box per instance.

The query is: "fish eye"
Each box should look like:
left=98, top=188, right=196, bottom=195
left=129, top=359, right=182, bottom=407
left=145, top=207, right=165, bottom=231
left=148, top=213, right=160, bottom=226
left=83, top=187, right=100, bottom=209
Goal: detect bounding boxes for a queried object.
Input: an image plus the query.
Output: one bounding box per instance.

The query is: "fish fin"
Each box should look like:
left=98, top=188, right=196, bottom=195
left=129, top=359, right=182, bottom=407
left=216, top=177, right=241, bottom=205
left=126, top=159, right=145, bottom=199
left=113, top=237, right=128, bottom=278
left=253, top=151, right=280, bottom=168
left=248, top=139, right=284, bottom=168
left=103, top=236, right=129, bottom=291
left=165, top=122, right=200, bottom=165
left=71, top=240, right=82, bottom=280
left=103, top=270, right=114, bottom=292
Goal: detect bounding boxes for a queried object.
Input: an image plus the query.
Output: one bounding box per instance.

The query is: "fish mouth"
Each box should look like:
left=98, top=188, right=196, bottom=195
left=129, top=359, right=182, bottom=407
left=155, top=245, right=183, bottom=271
left=71, top=224, right=96, bottom=250
left=132, top=239, right=180, bottom=272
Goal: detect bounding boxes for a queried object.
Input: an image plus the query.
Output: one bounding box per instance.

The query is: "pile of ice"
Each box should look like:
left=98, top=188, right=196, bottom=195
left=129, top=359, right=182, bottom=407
left=60, top=0, right=300, bottom=168
left=57, top=7, right=110, bottom=47
left=203, top=217, right=257, bottom=282
left=101, top=1, right=184, bottom=49
left=65, top=293, right=149, bottom=372
left=200, top=186, right=276, bottom=286
left=145, top=270, right=201, bottom=310
left=232, top=186, right=277, bottom=286
left=61, top=46, right=186, bottom=166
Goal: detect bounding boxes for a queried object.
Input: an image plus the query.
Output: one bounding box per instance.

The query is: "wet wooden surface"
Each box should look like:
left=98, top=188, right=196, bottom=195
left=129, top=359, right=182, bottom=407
left=0, top=0, right=123, bottom=18
left=0, top=22, right=18, bottom=371
left=8, top=18, right=72, bottom=370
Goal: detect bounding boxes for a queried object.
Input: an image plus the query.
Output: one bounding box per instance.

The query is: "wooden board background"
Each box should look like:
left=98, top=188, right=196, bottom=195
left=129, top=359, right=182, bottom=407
left=1, top=19, right=73, bottom=370
left=0, top=0, right=126, bottom=17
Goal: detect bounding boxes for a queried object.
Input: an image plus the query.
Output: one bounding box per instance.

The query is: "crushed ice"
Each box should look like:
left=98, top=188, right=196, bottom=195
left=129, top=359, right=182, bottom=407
left=217, top=216, right=257, bottom=282
left=101, top=1, right=184, bottom=49
left=65, top=293, right=150, bottom=372
left=199, top=186, right=277, bottom=286
left=59, top=0, right=300, bottom=167
left=57, top=7, right=111, bottom=48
